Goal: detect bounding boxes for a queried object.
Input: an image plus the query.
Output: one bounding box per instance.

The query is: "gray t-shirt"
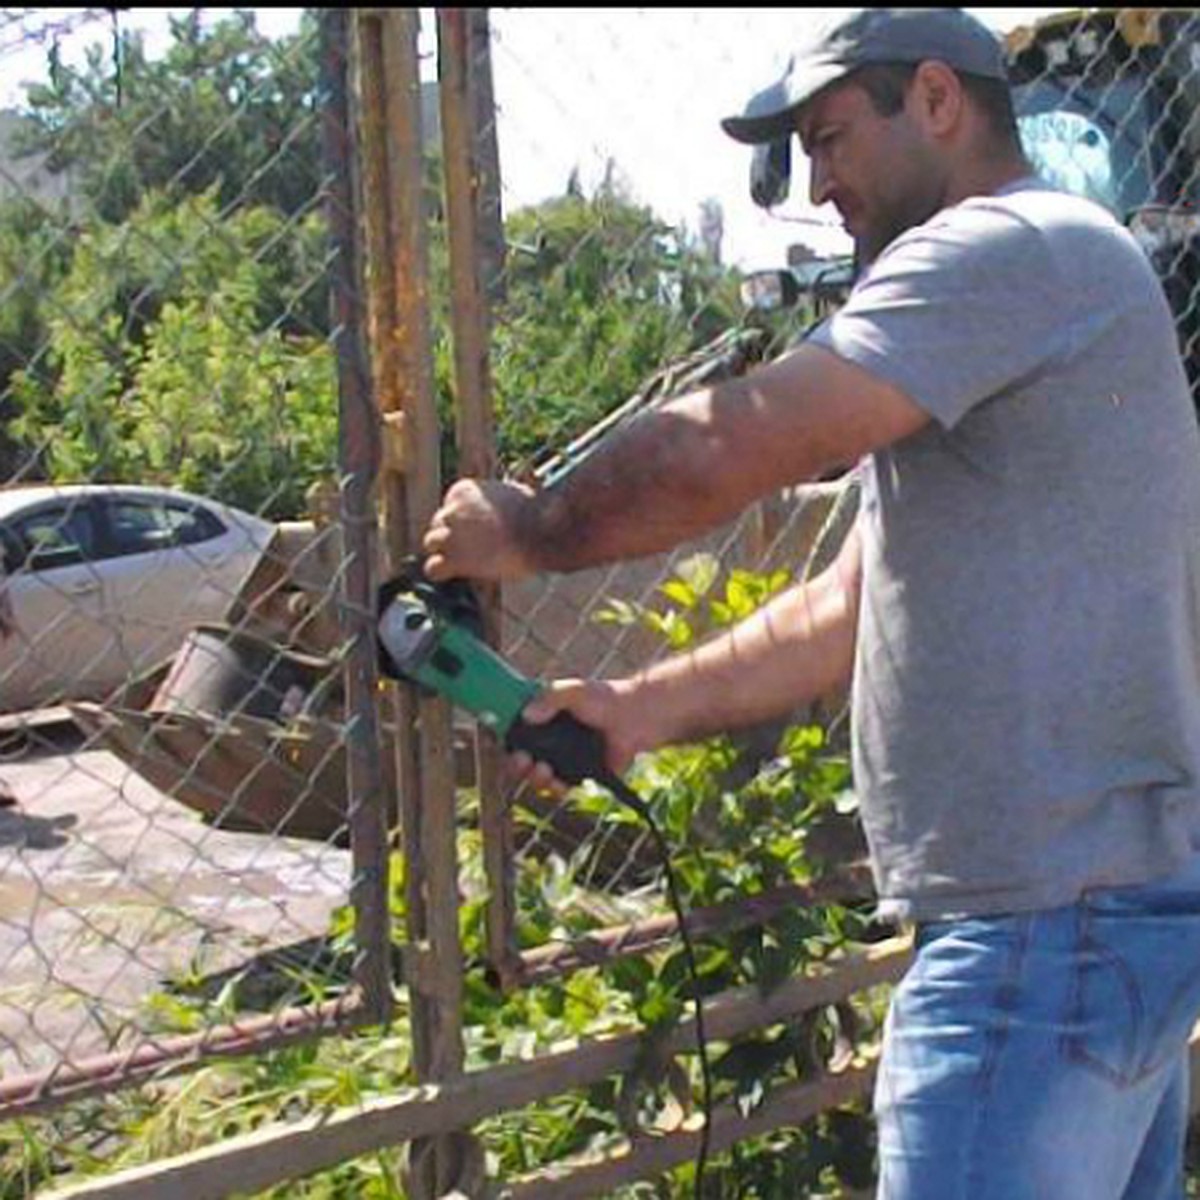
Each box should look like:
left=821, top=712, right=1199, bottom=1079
left=810, top=177, right=1200, bottom=921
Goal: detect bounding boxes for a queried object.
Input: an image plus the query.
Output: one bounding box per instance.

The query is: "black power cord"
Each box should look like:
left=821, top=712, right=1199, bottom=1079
left=600, top=771, right=714, bottom=1200
left=505, top=713, right=714, bottom=1197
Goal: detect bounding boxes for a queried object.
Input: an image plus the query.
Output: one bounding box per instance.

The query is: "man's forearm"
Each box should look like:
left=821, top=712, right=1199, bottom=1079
left=516, top=382, right=758, bottom=573
left=512, top=341, right=922, bottom=576
left=622, top=526, right=863, bottom=749
left=425, top=343, right=921, bottom=584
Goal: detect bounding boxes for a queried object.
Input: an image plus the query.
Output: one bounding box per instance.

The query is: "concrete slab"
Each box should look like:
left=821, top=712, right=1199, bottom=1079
left=0, top=731, right=351, bottom=1083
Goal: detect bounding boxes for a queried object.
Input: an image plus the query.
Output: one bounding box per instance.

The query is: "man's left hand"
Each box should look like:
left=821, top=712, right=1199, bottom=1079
left=423, top=478, right=540, bottom=582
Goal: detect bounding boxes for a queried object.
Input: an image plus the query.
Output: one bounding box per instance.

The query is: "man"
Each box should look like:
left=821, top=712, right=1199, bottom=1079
left=424, top=9, right=1200, bottom=1197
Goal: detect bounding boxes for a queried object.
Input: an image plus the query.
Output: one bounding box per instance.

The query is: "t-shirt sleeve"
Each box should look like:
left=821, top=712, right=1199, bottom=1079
left=808, top=202, right=1105, bottom=429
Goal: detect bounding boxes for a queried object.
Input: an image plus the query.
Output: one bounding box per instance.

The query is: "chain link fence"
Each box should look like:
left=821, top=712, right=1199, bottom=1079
left=0, top=6, right=1197, bottom=1197
left=0, top=6, right=390, bottom=1122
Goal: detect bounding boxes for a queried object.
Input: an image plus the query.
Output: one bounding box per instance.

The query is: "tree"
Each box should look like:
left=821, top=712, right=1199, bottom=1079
left=16, top=11, right=323, bottom=225
left=482, top=176, right=744, bottom=473
left=0, top=196, right=75, bottom=477
left=6, top=13, right=747, bottom=513
left=11, top=189, right=334, bottom=516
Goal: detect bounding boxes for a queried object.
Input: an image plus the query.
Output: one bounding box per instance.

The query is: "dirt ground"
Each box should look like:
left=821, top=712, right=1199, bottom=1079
left=0, top=721, right=350, bottom=1084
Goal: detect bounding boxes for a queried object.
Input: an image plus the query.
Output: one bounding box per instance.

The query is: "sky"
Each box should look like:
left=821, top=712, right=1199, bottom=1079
left=0, top=7, right=1064, bottom=270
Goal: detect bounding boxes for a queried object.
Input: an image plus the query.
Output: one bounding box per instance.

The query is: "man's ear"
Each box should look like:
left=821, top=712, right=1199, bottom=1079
left=910, top=60, right=964, bottom=139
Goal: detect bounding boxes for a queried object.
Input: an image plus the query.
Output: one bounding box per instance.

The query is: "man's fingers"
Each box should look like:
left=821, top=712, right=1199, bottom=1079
left=422, top=523, right=449, bottom=557
left=422, top=552, right=449, bottom=581
left=504, top=750, right=568, bottom=799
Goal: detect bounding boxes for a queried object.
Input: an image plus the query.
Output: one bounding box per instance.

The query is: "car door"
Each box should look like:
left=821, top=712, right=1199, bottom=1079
left=0, top=498, right=116, bottom=711
left=96, top=493, right=248, bottom=674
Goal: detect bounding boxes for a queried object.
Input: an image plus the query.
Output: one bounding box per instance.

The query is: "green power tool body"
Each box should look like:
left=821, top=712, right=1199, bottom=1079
left=376, top=555, right=711, bottom=1196
left=376, top=557, right=635, bottom=806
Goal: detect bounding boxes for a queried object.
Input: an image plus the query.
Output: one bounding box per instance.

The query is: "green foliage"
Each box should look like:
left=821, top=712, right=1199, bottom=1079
left=4, top=14, right=747, bottom=513
left=587, top=558, right=876, bottom=1194
left=0, top=196, right=75, bottom=476
left=18, top=11, right=322, bottom=224
left=488, top=178, right=746, bottom=472
left=9, top=189, right=335, bottom=515
left=597, top=550, right=791, bottom=650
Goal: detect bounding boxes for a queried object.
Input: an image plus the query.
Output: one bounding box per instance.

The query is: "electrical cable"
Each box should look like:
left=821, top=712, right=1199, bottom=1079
left=598, top=770, right=713, bottom=1200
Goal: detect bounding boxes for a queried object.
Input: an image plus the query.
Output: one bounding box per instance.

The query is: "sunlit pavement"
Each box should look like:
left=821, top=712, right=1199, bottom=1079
left=0, top=724, right=350, bottom=1080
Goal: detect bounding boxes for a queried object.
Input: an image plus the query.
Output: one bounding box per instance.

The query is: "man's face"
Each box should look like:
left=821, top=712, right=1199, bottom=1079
left=795, top=75, right=948, bottom=263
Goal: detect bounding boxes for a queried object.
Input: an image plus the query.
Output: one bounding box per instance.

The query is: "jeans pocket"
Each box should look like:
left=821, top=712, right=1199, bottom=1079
left=1066, top=890, right=1200, bottom=1086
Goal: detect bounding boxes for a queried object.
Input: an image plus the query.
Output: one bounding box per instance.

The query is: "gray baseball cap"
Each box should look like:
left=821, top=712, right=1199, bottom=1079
left=721, top=8, right=1008, bottom=145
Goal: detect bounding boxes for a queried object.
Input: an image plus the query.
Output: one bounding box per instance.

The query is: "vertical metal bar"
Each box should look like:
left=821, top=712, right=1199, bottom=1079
left=320, top=7, right=391, bottom=1024
left=467, top=8, right=506, bottom=310
left=355, top=9, right=435, bottom=1083
left=355, top=8, right=469, bottom=1196
left=355, top=12, right=430, bottom=1067
left=436, top=7, right=519, bottom=985
left=378, top=7, right=465, bottom=1078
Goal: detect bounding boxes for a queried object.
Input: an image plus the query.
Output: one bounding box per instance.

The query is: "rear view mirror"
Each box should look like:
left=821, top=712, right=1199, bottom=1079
left=740, top=270, right=800, bottom=312
left=750, top=137, right=791, bottom=210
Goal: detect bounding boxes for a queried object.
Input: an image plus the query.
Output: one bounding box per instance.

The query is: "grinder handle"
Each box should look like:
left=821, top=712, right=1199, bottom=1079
left=505, top=711, right=608, bottom=786
left=506, top=712, right=651, bottom=821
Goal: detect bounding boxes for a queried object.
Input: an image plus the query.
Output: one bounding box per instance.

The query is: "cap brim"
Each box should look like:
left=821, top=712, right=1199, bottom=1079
left=721, top=59, right=851, bottom=144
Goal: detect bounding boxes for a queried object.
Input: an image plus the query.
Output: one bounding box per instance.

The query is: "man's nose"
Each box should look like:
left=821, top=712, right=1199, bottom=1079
left=809, top=154, right=834, bottom=207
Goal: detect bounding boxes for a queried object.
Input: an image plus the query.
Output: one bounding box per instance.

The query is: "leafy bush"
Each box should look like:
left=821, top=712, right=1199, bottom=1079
left=0, top=562, right=882, bottom=1197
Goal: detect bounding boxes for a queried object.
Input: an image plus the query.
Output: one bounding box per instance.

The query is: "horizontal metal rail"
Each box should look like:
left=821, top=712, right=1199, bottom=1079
left=505, top=866, right=874, bottom=988
left=0, top=992, right=368, bottom=1119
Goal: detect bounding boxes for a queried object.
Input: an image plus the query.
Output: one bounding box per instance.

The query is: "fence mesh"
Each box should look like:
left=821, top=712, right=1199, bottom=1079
left=0, top=5, right=1197, bottom=1196
left=0, top=7, right=380, bottom=1118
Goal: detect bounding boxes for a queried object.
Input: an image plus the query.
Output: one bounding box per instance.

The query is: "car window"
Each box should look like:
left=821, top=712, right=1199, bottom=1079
left=163, top=501, right=225, bottom=547
left=106, top=498, right=225, bottom=556
left=9, top=503, right=100, bottom=572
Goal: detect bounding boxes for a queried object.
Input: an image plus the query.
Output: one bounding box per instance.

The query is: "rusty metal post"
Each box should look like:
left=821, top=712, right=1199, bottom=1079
left=466, top=8, right=506, bottom=310
left=354, top=9, right=470, bottom=1197
left=321, top=6, right=392, bottom=1028
left=437, top=7, right=520, bottom=987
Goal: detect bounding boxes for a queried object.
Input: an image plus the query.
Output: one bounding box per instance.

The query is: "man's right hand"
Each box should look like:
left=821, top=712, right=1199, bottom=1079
left=507, top=676, right=654, bottom=797
left=423, top=478, right=540, bottom=583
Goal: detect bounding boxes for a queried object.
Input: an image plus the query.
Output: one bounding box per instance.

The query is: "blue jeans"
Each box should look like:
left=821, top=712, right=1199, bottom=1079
left=875, top=854, right=1200, bottom=1199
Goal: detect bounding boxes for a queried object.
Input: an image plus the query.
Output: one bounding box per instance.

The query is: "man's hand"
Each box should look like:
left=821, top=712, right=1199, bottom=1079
left=507, top=676, right=653, bottom=797
left=423, top=478, right=539, bottom=582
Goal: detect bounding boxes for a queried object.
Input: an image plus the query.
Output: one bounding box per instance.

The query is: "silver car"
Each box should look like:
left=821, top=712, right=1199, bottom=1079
left=0, top=484, right=275, bottom=713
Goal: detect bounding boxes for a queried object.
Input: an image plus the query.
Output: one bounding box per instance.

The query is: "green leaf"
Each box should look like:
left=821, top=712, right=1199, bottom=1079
left=674, top=552, right=720, bottom=598
left=658, top=579, right=698, bottom=609
left=593, top=598, right=640, bottom=626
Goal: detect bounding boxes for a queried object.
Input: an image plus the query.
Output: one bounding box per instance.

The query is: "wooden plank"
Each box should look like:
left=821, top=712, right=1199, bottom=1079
left=40, top=942, right=910, bottom=1199
left=0, top=705, right=75, bottom=735
left=504, top=1058, right=881, bottom=1200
